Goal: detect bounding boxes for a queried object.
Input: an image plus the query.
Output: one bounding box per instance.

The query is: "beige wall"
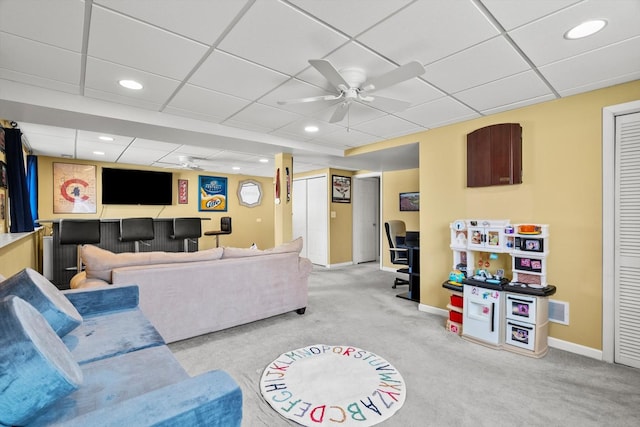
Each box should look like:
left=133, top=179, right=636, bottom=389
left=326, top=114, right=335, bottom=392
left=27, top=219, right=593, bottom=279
left=37, top=156, right=275, bottom=250
left=0, top=230, right=42, bottom=277
left=411, top=79, right=640, bottom=350
left=381, top=168, right=420, bottom=268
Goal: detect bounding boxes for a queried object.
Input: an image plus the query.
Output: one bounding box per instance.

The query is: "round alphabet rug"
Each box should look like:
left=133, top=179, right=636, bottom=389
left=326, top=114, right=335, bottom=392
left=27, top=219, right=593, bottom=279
left=260, top=344, right=406, bottom=426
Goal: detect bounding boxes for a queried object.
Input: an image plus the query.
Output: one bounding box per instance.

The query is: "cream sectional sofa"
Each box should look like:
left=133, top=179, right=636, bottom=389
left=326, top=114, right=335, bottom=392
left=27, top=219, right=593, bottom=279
left=70, top=238, right=312, bottom=343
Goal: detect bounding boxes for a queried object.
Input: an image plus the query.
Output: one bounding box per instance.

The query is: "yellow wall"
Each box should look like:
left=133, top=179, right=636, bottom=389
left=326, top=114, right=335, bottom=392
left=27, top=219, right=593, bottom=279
left=413, top=79, right=640, bottom=350
left=381, top=168, right=420, bottom=269
left=329, top=169, right=354, bottom=265
left=0, top=230, right=42, bottom=277
left=37, top=156, right=275, bottom=250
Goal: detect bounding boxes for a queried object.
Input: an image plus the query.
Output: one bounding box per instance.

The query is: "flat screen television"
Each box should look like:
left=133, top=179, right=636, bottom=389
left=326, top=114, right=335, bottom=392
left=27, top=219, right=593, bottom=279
left=102, top=167, right=173, bottom=205
left=399, top=192, right=419, bottom=211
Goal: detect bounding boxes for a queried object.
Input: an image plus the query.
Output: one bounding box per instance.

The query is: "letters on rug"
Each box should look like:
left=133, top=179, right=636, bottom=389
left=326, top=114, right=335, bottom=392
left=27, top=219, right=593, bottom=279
left=260, top=344, right=405, bottom=426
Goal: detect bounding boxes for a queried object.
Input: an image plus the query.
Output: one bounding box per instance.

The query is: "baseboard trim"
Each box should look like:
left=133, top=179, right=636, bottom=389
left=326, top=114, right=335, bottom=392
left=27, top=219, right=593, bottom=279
left=548, top=337, right=603, bottom=360
left=417, top=303, right=604, bottom=361
left=328, top=262, right=353, bottom=269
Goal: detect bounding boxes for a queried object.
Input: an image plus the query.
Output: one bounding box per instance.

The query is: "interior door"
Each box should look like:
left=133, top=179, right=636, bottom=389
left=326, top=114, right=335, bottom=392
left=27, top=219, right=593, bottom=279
left=615, top=112, right=640, bottom=369
left=353, top=177, right=379, bottom=264
left=292, top=179, right=307, bottom=258
left=305, top=176, right=328, bottom=266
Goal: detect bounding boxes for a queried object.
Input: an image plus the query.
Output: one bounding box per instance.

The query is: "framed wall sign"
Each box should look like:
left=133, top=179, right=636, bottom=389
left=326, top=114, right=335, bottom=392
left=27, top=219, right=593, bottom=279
left=198, top=175, right=227, bottom=211
left=53, top=163, right=97, bottom=213
left=332, top=175, right=351, bottom=203
left=178, top=179, right=188, bottom=204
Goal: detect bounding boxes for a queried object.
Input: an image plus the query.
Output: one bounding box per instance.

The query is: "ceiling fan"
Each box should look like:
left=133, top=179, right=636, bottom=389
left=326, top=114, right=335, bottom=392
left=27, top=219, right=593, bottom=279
left=278, top=59, right=426, bottom=123
left=157, top=155, right=205, bottom=170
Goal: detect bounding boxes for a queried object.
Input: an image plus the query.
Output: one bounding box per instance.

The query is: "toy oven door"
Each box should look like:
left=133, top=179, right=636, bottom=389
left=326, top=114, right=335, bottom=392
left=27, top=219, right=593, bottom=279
left=506, top=319, right=536, bottom=351
left=505, top=294, right=537, bottom=324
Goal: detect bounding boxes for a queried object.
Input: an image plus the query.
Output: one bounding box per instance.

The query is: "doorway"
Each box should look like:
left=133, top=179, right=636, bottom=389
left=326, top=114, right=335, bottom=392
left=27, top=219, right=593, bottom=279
left=352, top=175, right=381, bottom=265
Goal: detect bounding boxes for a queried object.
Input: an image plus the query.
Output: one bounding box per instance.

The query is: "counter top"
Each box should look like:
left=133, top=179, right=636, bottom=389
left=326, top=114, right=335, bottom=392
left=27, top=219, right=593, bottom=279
left=0, top=228, right=41, bottom=250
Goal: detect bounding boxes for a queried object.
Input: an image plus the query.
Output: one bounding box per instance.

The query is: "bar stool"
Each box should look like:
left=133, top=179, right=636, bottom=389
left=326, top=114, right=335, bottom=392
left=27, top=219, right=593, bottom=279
left=58, top=219, right=101, bottom=272
left=119, top=217, right=155, bottom=252
left=204, top=216, right=232, bottom=247
left=169, top=217, right=201, bottom=252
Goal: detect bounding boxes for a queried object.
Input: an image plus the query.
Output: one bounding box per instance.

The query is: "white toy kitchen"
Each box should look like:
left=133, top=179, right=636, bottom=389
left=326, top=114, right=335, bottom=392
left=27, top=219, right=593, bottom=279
left=443, top=219, right=556, bottom=358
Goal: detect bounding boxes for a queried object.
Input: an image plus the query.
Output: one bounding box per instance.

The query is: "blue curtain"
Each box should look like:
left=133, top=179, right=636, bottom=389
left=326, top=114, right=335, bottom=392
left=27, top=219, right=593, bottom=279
left=4, top=128, right=34, bottom=232
left=27, top=155, right=38, bottom=226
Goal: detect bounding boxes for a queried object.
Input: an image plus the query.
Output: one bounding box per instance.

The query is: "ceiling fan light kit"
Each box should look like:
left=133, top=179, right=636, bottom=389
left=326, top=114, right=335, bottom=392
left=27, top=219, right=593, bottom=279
left=279, top=59, right=425, bottom=124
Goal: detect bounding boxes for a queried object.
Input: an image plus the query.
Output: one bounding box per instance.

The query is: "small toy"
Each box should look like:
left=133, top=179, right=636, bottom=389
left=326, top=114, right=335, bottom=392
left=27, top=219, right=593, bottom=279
left=448, top=270, right=465, bottom=284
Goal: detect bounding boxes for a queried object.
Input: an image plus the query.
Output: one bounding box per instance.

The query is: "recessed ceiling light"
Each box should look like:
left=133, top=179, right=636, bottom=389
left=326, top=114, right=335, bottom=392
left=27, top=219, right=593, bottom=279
left=232, top=166, right=241, bottom=170
left=93, top=151, right=105, bottom=156
left=259, top=158, right=269, bottom=163
left=98, top=136, right=114, bottom=141
left=118, top=79, right=143, bottom=90
left=564, top=19, right=607, bottom=40
left=304, top=125, right=319, bottom=133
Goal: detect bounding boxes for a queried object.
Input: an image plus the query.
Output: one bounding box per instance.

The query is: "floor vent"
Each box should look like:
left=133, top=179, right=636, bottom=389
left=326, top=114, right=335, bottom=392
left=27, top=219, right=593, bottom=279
left=549, top=300, right=569, bottom=325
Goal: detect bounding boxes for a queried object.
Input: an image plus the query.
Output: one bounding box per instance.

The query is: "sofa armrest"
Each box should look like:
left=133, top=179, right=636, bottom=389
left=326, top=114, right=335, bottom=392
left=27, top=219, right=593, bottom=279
left=62, top=285, right=139, bottom=316
left=56, top=370, right=242, bottom=427
left=70, top=272, right=110, bottom=289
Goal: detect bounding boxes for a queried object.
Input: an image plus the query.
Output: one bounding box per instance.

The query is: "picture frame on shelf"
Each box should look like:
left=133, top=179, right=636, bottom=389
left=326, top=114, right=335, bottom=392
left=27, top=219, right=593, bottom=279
left=332, top=175, right=351, bottom=203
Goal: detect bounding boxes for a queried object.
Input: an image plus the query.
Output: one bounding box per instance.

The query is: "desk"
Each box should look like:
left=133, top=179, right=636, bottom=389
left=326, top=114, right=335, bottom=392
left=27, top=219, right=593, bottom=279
left=396, top=245, right=420, bottom=302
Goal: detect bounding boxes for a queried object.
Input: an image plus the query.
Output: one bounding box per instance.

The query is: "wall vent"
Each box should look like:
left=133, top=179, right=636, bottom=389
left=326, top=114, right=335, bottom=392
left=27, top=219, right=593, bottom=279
left=549, top=299, right=569, bottom=325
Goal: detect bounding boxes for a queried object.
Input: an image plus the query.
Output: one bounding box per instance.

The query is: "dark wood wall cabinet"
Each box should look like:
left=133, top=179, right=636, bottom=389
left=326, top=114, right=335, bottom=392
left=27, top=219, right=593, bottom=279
left=467, top=123, right=522, bottom=188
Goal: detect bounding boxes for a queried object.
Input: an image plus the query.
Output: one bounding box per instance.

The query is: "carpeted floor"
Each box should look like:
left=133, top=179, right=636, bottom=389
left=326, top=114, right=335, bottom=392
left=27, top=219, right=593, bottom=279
left=169, top=263, right=640, bottom=426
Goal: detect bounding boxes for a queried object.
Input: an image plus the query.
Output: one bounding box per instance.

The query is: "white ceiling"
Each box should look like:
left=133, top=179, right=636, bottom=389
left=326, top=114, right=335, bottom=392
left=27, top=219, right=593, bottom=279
left=1, top=0, right=639, bottom=177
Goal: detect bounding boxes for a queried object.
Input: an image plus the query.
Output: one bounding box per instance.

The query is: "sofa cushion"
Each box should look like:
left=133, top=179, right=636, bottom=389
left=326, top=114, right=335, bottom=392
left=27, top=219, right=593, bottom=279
left=81, top=245, right=224, bottom=282
left=222, top=236, right=303, bottom=259
left=0, top=268, right=83, bottom=336
left=0, top=296, right=83, bottom=426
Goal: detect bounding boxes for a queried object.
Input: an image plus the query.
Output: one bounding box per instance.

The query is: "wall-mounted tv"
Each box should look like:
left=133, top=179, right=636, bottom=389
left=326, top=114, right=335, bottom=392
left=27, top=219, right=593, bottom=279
left=102, top=167, right=173, bottom=205
left=399, top=192, right=419, bottom=211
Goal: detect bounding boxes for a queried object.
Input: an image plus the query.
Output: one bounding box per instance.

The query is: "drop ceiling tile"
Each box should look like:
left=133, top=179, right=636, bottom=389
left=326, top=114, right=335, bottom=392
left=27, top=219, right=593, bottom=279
left=161, top=107, right=225, bottom=124
left=76, top=130, right=134, bottom=146
left=353, top=115, right=425, bottom=139
left=481, top=93, right=556, bottom=116
left=509, top=0, right=640, bottom=66
left=0, top=33, right=81, bottom=85
left=274, top=118, right=343, bottom=141
left=0, top=0, right=85, bottom=51
left=455, top=70, right=553, bottom=112
left=84, top=88, right=164, bottom=111
left=189, top=50, right=290, bottom=100
left=0, top=68, right=80, bottom=95
left=229, top=103, right=302, bottom=131
left=88, top=5, right=208, bottom=80
left=313, top=102, right=388, bottom=127
left=397, top=96, right=478, bottom=128
left=19, top=123, right=76, bottom=139
left=217, top=0, right=348, bottom=75
left=130, top=138, right=181, bottom=151
left=174, top=146, right=225, bottom=159
left=373, top=78, right=443, bottom=107
left=314, top=127, right=379, bottom=148
left=75, top=142, right=126, bottom=163
left=117, top=146, right=169, bottom=164
left=482, top=0, right=580, bottom=30
left=289, top=0, right=412, bottom=37
left=167, top=84, right=250, bottom=120
left=539, top=36, right=640, bottom=95
left=85, top=57, right=182, bottom=104
left=95, top=0, right=247, bottom=45
left=424, top=36, right=530, bottom=93
left=358, top=1, right=499, bottom=65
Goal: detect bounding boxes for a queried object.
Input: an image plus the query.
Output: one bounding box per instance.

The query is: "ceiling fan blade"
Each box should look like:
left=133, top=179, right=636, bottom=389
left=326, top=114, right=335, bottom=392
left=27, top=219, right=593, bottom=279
left=278, top=94, right=341, bottom=105
left=365, top=95, right=412, bottom=112
left=329, top=102, right=350, bottom=123
left=361, top=61, right=425, bottom=92
left=309, top=59, right=350, bottom=91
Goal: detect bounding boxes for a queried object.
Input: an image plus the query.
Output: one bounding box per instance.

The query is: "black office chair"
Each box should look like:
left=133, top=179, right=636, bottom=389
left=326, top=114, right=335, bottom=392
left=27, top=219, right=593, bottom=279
left=59, top=219, right=101, bottom=273
left=119, top=217, right=155, bottom=252
left=385, top=220, right=409, bottom=289
left=170, top=217, right=202, bottom=252
left=204, top=216, right=232, bottom=247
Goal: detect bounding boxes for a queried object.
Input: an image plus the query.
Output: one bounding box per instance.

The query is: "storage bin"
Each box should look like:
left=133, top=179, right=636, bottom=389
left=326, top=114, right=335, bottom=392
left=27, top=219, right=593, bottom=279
left=450, top=294, right=463, bottom=308
left=449, top=310, right=463, bottom=324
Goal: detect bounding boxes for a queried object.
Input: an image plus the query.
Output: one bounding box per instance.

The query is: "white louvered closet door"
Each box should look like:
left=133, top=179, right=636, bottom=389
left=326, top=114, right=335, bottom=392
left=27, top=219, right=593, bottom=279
left=615, top=112, right=640, bottom=369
